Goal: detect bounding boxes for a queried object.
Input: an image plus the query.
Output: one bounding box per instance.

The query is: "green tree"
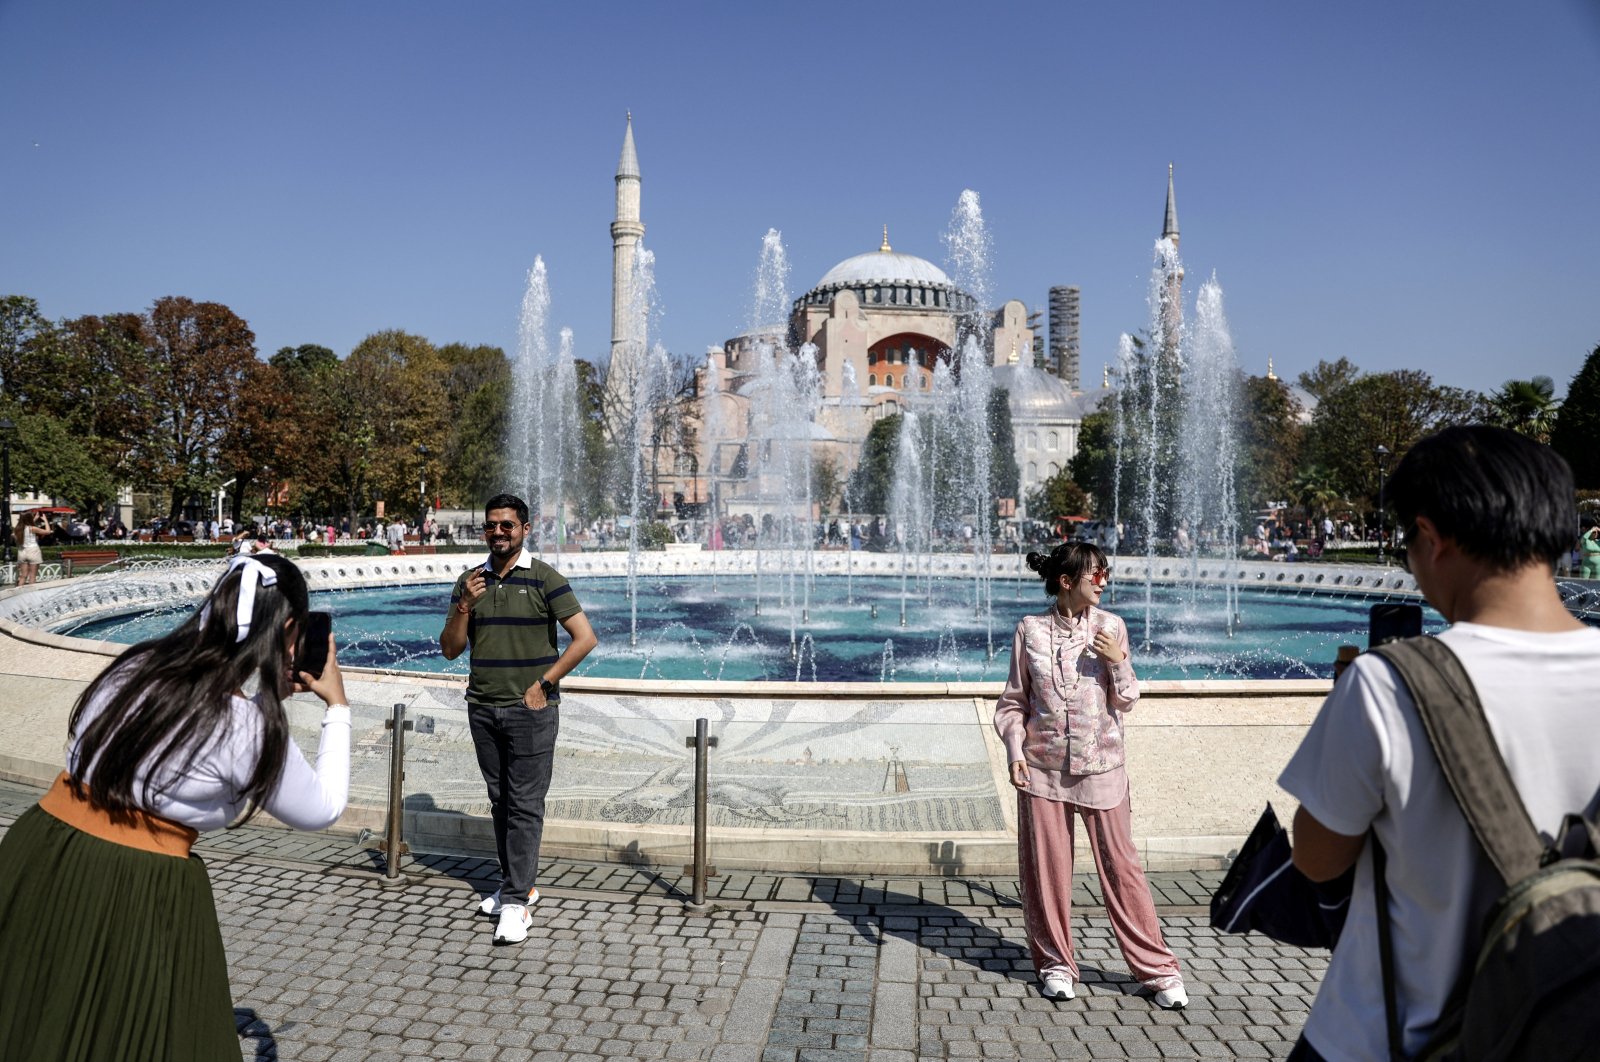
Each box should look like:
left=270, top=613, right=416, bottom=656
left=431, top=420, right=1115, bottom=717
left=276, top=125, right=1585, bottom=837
left=140, top=297, right=259, bottom=520
left=1296, top=357, right=1361, bottom=406
left=0, top=295, right=52, bottom=399
left=1550, top=344, right=1600, bottom=490
left=1026, top=468, right=1090, bottom=523
left=0, top=406, right=116, bottom=509
left=1290, top=463, right=1343, bottom=523
left=1305, top=369, right=1485, bottom=509
left=987, top=388, right=1020, bottom=514
left=1490, top=375, right=1559, bottom=443
left=568, top=358, right=615, bottom=523
left=845, top=414, right=902, bottom=516
left=1236, top=374, right=1305, bottom=510
left=436, top=343, right=510, bottom=508
left=812, top=454, right=843, bottom=514
left=337, top=330, right=449, bottom=528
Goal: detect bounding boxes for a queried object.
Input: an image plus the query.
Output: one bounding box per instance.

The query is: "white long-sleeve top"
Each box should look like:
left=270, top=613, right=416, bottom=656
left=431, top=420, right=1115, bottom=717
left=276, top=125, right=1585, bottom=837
left=68, top=684, right=351, bottom=833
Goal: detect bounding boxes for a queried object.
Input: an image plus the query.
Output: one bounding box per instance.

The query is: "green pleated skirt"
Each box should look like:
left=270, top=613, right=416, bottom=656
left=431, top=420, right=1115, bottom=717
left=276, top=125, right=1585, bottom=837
left=0, top=804, right=237, bottom=1061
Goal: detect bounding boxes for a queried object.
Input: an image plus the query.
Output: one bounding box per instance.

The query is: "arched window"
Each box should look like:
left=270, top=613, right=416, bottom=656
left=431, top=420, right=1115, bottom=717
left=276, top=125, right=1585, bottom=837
left=1047, top=431, right=1059, bottom=450
left=1027, top=461, right=1038, bottom=481
left=867, top=350, right=876, bottom=366
left=1048, top=462, right=1060, bottom=476
left=868, top=373, right=878, bottom=387
left=884, top=374, right=894, bottom=388
left=921, top=374, right=930, bottom=390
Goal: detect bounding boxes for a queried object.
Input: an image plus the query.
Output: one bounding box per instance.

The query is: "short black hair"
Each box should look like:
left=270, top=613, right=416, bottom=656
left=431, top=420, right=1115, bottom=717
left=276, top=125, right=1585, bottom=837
left=1025, top=541, right=1109, bottom=596
left=484, top=494, right=530, bottom=525
left=1388, top=425, right=1575, bottom=572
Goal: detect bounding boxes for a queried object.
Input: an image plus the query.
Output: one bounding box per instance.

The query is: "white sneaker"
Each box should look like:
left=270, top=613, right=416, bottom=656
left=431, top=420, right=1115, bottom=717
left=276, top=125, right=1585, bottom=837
left=1153, top=984, right=1189, bottom=1010
left=493, top=904, right=532, bottom=945
left=1040, top=974, right=1075, bottom=1001
left=477, top=887, right=540, bottom=918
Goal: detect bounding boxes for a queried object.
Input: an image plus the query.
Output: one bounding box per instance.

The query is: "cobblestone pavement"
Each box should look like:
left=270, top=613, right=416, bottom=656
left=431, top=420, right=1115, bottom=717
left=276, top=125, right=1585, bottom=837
left=0, top=780, right=1322, bottom=1061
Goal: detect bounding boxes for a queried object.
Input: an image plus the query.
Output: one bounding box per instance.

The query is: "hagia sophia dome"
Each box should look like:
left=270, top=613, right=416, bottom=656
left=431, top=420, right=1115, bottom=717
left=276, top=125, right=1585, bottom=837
left=815, top=248, right=952, bottom=288
left=793, top=229, right=979, bottom=316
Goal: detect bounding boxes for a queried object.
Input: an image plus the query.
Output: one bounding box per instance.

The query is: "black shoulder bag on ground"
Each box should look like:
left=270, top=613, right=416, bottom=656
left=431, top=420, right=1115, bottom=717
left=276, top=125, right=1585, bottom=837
left=1370, top=637, right=1600, bottom=1062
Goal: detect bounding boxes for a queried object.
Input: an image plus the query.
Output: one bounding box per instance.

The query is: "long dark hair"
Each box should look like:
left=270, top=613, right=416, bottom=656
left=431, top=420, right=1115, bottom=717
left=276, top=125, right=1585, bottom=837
left=68, top=552, right=310, bottom=822
left=1025, top=541, right=1109, bottom=597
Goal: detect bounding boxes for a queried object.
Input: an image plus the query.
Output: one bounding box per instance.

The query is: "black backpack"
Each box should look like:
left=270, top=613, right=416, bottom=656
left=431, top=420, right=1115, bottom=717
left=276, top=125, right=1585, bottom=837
left=1371, top=637, right=1600, bottom=1062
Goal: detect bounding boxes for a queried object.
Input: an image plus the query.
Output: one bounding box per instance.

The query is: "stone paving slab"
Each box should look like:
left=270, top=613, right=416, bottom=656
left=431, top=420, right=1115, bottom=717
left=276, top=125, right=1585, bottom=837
left=0, top=780, right=1322, bottom=1061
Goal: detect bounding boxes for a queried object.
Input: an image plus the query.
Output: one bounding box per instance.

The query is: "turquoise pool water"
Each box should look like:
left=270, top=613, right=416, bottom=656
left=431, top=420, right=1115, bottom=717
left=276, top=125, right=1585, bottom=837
left=60, top=574, right=1458, bottom=681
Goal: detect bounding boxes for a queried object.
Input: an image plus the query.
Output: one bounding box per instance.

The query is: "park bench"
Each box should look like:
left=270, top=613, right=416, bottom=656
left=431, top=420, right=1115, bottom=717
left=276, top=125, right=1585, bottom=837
left=61, top=550, right=121, bottom=576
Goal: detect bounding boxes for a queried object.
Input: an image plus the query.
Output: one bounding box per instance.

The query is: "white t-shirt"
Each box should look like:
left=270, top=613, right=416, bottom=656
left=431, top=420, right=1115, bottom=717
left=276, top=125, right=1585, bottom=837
left=69, top=678, right=352, bottom=833
left=1279, top=622, right=1600, bottom=1062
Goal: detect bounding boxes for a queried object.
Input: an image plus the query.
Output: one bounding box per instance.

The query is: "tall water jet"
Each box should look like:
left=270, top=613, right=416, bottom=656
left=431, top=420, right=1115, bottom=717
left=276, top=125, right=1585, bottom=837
left=1131, top=235, right=1185, bottom=649
left=621, top=245, right=668, bottom=647
left=511, top=257, right=552, bottom=515
left=942, top=190, right=998, bottom=662
left=511, top=258, right=581, bottom=558
left=1179, top=275, right=1242, bottom=633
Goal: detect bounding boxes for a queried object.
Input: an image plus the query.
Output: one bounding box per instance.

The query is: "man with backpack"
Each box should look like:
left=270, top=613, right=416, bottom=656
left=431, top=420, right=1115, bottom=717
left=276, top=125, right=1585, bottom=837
left=1280, top=425, right=1600, bottom=1061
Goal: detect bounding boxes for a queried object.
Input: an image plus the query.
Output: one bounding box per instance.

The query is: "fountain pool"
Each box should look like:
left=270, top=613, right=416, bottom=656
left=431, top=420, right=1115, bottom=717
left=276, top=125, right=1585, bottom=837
left=58, top=570, right=1458, bottom=682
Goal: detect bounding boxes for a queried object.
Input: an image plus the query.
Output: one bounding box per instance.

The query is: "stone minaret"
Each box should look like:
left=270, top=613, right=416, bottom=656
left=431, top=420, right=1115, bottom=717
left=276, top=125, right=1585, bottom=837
left=609, top=113, right=644, bottom=383
left=1158, top=163, right=1184, bottom=373
left=1162, top=162, right=1179, bottom=249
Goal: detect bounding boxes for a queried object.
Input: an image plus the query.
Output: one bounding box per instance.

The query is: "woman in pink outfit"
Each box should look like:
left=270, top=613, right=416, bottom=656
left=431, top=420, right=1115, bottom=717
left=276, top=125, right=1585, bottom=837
left=995, top=541, right=1187, bottom=1008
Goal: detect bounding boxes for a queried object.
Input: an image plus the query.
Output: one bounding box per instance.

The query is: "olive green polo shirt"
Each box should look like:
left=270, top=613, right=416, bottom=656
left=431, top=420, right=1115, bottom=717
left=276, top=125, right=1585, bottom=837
left=449, top=548, right=583, bottom=706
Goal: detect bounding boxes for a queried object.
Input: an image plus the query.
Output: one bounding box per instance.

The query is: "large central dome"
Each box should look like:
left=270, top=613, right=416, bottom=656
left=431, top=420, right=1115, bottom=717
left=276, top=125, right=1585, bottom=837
left=816, top=249, right=950, bottom=289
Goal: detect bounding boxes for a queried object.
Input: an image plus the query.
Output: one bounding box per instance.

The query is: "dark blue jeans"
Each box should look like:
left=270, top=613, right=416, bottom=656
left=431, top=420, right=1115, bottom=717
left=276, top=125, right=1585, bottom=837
left=467, top=701, right=559, bottom=900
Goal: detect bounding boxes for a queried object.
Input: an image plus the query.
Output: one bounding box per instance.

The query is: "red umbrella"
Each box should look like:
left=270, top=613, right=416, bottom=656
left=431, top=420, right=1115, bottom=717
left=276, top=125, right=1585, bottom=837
left=22, top=506, right=76, bottom=514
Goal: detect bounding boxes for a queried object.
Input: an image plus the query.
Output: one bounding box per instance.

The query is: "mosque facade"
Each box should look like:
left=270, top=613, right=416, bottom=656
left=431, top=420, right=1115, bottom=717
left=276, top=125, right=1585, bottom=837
left=606, top=118, right=1163, bottom=525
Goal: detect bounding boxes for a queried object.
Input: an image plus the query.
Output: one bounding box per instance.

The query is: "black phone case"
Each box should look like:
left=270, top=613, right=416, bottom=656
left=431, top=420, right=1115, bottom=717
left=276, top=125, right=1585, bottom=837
left=298, top=612, right=333, bottom=678
left=1368, top=603, right=1422, bottom=649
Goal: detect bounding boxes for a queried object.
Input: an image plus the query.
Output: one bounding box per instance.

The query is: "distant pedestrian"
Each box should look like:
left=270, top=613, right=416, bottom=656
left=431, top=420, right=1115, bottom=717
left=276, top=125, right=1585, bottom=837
left=1579, top=518, right=1600, bottom=579
left=995, top=541, right=1188, bottom=1009
left=13, top=511, right=47, bottom=585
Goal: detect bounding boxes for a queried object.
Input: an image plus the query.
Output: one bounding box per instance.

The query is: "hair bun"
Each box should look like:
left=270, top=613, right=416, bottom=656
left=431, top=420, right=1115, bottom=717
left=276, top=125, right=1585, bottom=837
left=1024, top=551, right=1049, bottom=573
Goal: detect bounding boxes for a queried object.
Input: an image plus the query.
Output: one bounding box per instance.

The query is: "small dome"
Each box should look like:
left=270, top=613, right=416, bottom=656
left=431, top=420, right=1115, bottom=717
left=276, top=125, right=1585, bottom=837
left=993, top=365, right=1081, bottom=420
left=817, top=250, right=950, bottom=289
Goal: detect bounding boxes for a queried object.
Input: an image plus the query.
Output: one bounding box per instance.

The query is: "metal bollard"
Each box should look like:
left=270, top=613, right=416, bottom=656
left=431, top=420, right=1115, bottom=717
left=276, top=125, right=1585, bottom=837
left=381, top=702, right=413, bottom=880
left=683, top=717, right=719, bottom=911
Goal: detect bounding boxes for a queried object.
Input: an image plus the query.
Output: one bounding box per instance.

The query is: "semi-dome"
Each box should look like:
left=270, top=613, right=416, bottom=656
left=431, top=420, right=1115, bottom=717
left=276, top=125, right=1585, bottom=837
left=816, top=249, right=951, bottom=289
left=992, top=364, right=1082, bottom=421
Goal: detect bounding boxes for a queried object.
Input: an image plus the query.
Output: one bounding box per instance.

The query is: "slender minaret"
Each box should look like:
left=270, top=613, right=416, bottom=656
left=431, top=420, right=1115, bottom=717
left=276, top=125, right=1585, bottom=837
left=1158, top=163, right=1184, bottom=373
left=1162, top=162, right=1179, bottom=249
left=609, top=113, right=644, bottom=382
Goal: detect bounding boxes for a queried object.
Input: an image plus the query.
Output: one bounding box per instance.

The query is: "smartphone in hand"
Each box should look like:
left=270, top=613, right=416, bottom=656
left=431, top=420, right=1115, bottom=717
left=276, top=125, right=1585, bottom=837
left=1368, top=603, right=1422, bottom=649
left=297, top=611, right=334, bottom=678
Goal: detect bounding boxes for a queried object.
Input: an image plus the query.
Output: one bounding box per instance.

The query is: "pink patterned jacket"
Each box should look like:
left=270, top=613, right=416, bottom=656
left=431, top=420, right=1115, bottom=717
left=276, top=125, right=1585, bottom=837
left=993, top=606, right=1140, bottom=775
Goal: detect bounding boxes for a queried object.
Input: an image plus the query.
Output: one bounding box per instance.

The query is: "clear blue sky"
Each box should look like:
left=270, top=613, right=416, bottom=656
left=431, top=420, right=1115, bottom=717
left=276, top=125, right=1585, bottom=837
left=3, top=1, right=1597, bottom=396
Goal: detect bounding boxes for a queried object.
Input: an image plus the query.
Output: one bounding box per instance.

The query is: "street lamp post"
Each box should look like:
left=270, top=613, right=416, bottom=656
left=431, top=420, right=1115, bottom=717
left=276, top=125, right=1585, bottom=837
left=1374, top=444, right=1391, bottom=567
left=0, top=418, right=14, bottom=566
left=416, top=444, right=430, bottom=520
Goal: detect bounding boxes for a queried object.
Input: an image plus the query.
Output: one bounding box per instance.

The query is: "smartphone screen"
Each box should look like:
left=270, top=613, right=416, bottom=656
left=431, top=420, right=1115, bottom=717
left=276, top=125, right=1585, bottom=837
left=1368, top=603, right=1422, bottom=649
left=297, top=611, right=333, bottom=678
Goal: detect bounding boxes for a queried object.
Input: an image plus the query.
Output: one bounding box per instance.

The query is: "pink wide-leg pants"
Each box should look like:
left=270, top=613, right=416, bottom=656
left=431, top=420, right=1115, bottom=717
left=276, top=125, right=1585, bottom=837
left=1017, top=790, right=1182, bottom=989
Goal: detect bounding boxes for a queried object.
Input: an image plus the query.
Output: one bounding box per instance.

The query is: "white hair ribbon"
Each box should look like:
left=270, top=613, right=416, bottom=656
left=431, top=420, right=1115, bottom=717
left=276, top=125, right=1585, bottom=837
left=203, top=555, right=279, bottom=643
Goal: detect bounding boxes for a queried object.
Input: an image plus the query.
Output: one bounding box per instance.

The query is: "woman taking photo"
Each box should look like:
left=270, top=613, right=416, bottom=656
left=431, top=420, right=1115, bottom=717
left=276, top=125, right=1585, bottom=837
left=13, top=509, right=47, bottom=585
left=0, top=553, right=352, bottom=1060
left=995, top=541, right=1187, bottom=1008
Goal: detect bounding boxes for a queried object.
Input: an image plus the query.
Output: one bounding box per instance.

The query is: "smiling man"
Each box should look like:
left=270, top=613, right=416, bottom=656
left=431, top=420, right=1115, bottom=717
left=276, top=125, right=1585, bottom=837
left=440, top=494, right=598, bottom=945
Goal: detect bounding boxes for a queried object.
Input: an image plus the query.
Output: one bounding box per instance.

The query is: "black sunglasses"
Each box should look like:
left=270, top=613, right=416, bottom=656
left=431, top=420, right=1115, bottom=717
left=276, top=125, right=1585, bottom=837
left=1396, top=520, right=1417, bottom=573
left=482, top=520, right=521, bottom=533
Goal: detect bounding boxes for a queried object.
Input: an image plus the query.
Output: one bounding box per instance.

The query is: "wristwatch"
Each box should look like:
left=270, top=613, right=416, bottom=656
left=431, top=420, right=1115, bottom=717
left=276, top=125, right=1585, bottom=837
left=539, top=678, right=555, bottom=698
